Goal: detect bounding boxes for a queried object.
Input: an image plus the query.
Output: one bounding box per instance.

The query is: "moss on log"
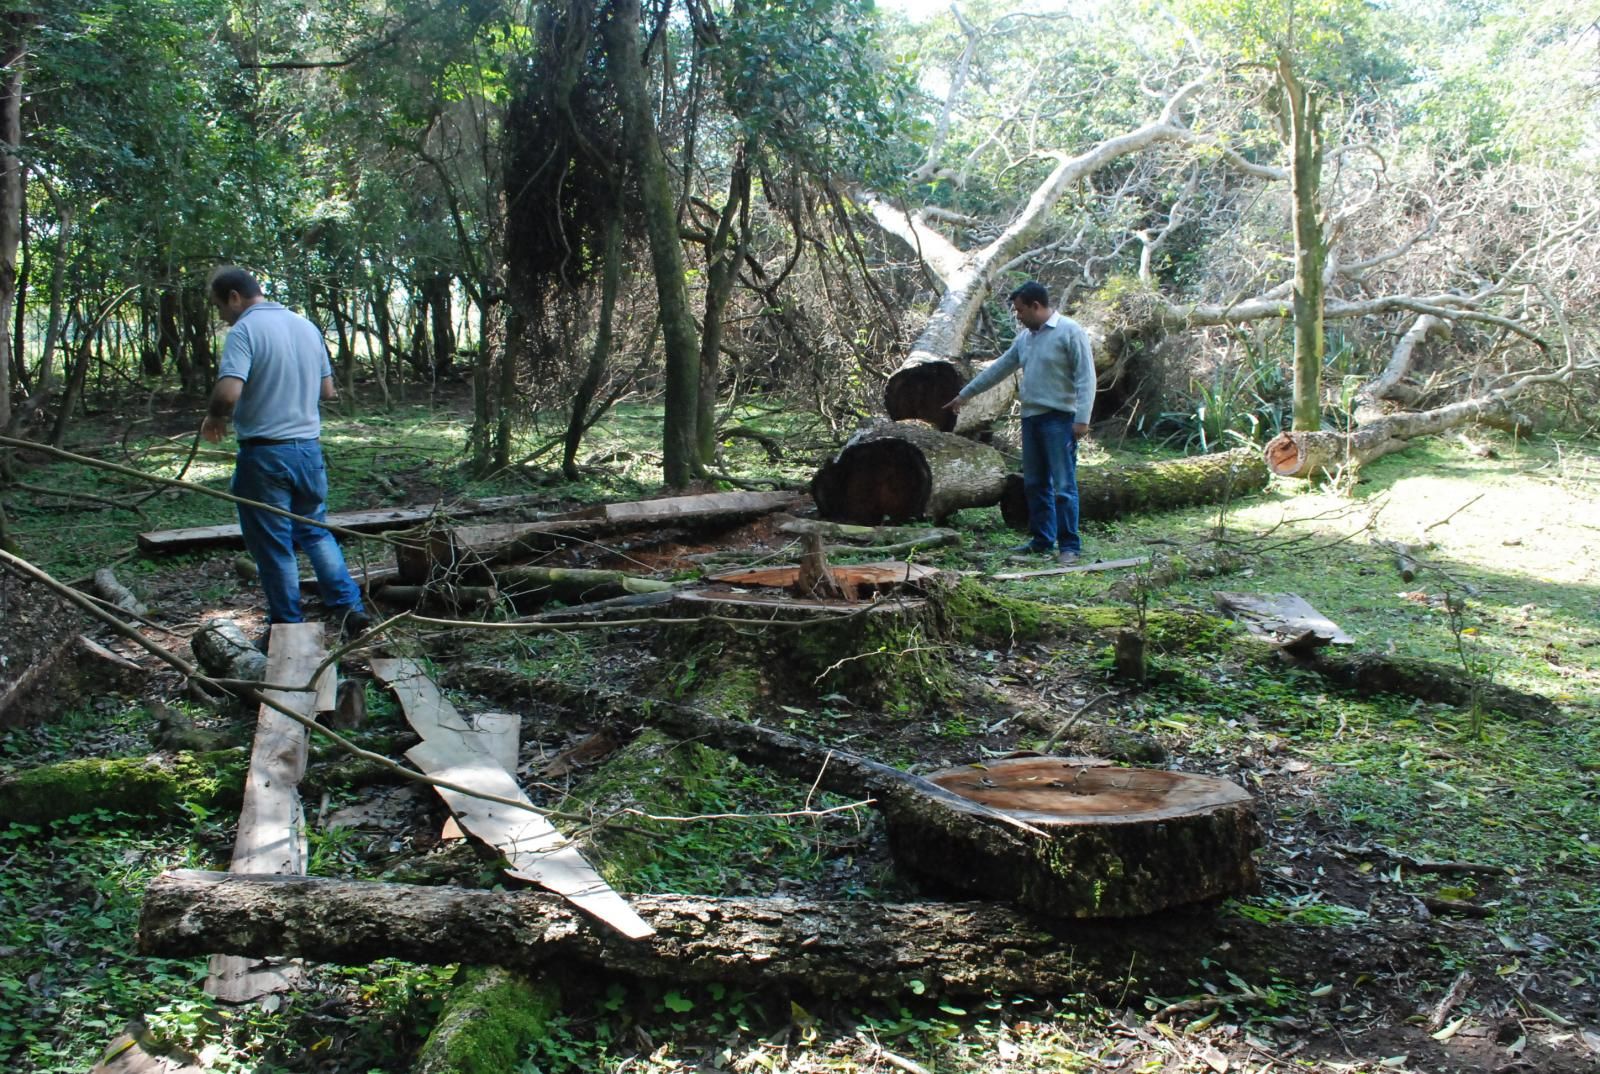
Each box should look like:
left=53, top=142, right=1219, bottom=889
left=413, top=968, right=559, bottom=1074
left=1001, top=447, right=1270, bottom=529
left=0, top=750, right=248, bottom=825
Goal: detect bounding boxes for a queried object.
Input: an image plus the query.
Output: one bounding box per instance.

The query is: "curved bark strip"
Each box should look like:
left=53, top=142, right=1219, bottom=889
left=141, top=868, right=1301, bottom=999
left=1000, top=447, right=1270, bottom=529
left=1352, top=314, right=1449, bottom=423
left=886, top=758, right=1259, bottom=918
left=812, top=421, right=1007, bottom=524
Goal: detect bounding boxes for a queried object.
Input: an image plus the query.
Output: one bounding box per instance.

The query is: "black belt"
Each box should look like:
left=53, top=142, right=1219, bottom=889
left=239, top=437, right=317, bottom=447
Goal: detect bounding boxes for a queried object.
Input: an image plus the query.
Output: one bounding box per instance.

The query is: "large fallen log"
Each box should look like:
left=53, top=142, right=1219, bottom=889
left=496, top=566, right=675, bottom=608
left=396, top=490, right=800, bottom=584
left=1000, top=446, right=1270, bottom=529
left=812, top=420, right=1007, bottom=524
left=140, top=869, right=1301, bottom=999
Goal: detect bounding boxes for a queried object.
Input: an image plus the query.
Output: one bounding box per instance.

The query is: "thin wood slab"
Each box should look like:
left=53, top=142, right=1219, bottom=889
left=989, top=556, right=1150, bottom=582
left=369, top=658, right=518, bottom=774
left=370, top=659, right=652, bottom=940
left=137, top=494, right=549, bottom=553
left=206, top=622, right=328, bottom=1002
left=1214, top=591, right=1355, bottom=645
left=708, top=560, right=941, bottom=590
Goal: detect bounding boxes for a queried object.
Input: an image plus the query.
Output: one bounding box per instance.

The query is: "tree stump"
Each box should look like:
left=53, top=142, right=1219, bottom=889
left=884, top=756, right=1259, bottom=917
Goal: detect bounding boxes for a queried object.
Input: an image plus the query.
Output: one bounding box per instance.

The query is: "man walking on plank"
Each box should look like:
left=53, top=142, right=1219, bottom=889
left=946, top=280, right=1096, bottom=566
left=201, top=266, right=370, bottom=639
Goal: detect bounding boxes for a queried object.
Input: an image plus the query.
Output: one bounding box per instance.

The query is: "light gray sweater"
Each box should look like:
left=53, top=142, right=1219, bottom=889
left=958, top=311, right=1096, bottom=420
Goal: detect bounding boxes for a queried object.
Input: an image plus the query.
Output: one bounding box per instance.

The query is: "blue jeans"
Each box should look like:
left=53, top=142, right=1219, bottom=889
left=1020, top=410, right=1081, bottom=553
left=232, top=440, right=365, bottom=624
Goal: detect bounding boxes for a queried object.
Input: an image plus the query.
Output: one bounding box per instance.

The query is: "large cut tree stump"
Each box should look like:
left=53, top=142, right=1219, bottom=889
left=812, top=420, right=1007, bottom=524
left=1001, top=446, right=1270, bottom=529
left=884, top=756, right=1259, bottom=917
left=884, top=357, right=1020, bottom=436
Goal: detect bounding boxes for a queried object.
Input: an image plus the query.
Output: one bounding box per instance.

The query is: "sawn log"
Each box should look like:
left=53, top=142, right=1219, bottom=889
left=140, top=869, right=1291, bottom=999
left=812, top=420, right=1007, bottom=524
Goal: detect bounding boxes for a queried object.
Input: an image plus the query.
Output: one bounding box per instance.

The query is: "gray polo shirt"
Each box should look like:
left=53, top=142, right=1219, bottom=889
left=959, top=311, right=1097, bottom=419
left=217, top=301, right=333, bottom=441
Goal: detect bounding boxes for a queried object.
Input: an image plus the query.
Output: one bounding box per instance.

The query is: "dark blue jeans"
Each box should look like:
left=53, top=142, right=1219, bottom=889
left=232, top=440, right=365, bottom=624
left=1020, top=410, right=1081, bottom=553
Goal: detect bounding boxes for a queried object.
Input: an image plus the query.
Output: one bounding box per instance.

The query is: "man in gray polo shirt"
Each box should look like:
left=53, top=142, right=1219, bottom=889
left=946, top=280, right=1096, bottom=566
left=201, top=266, right=369, bottom=638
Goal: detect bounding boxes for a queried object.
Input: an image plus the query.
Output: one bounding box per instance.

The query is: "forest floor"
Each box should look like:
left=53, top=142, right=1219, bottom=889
left=1, top=392, right=1598, bottom=1074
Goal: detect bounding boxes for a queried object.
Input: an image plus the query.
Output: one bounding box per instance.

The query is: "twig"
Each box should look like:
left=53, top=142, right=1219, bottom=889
left=1427, top=971, right=1475, bottom=1032
left=1040, top=690, right=1119, bottom=752
left=5, top=480, right=149, bottom=518
left=1423, top=493, right=1485, bottom=534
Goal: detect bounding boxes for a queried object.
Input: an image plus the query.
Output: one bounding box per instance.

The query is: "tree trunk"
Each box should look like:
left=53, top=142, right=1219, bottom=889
left=495, top=566, right=673, bottom=607
left=425, top=273, right=456, bottom=375
left=565, top=215, right=622, bottom=480
left=696, top=142, right=753, bottom=466
left=857, top=81, right=1204, bottom=388
left=0, top=16, right=23, bottom=438
left=182, top=285, right=215, bottom=383
left=1000, top=447, right=1270, bottom=529
left=139, top=868, right=1297, bottom=1000
left=602, top=0, right=700, bottom=487
left=1278, top=52, right=1327, bottom=432
left=885, top=757, right=1258, bottom=918
left=812, top=420, right=1008, bottom=524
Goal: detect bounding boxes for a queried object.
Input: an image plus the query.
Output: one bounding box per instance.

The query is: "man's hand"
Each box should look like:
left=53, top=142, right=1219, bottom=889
left=1072, top=422, right=1089, bottom=437
left=200, top=416, right=228, bottom=444
left=943, top=396, right=965, bottom=413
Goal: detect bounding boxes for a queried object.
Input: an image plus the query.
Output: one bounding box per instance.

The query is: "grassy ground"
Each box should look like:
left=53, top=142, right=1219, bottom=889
left=2, top=400, right=1597, bottom=1073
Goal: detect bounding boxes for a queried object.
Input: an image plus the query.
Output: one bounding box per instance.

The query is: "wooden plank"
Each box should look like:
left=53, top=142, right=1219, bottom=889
left=1213, top=591, right=1355, bottom=645
left=137, top=494, right=550, bottom=554
left=597, top=489, right=797, bottom=525
left=988, top=556, right=1150, bottom=582
left=405, top=740, right=654, bottom=939
left=371, top=659, right=651, bottom=940
left=205, top=622, right=326, bottom=1002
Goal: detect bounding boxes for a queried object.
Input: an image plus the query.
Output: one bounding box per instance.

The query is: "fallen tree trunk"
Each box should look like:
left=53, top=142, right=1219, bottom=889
left=1000, top=447, right=1269, bottom=529
left=190, top=619, right=268, bottom=683
left=140, top=868, right=1297, bottom=999
left=92, top=567, right=147, bottom=616
left=812, top=420, right=1007, bottom=524
left=396, top=490, right=800, bottom=585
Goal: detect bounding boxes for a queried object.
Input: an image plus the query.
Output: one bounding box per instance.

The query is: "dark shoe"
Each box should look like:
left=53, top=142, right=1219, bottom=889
left=1056, top=551, right=1081, bottom=567
left=252, top=627, right=272, bottom=654
left=1006, top=541, right=1050, bottom=556
left=333, top=607, right=372, bottom=641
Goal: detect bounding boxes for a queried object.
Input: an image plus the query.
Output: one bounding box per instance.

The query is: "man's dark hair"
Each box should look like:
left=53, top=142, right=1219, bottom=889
left=208, top=266, right=264, bottom=302
left=1008, top=280, right=1050, bottom=307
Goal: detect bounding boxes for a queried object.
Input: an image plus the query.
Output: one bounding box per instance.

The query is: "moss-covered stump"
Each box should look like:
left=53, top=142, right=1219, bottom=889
left=884, top=757, right=1260, bottom=918
left=662, top=587, right=952, bottom=712
left=0, top=750, right=249, bottom=825
left=413, top=967, right=559, bottom=1074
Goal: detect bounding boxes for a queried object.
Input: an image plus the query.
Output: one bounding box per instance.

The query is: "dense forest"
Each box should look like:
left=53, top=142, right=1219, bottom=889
left=0, top=0, right=1598, bottom=1072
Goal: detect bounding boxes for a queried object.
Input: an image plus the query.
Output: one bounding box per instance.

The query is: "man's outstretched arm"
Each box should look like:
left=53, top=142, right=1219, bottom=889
left=201, top=376, right=245, bottom=443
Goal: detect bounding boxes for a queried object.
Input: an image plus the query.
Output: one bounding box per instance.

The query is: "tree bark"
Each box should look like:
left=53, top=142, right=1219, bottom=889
left=1000, top=447, right=1269, bottom=529
left=696, top=142, right=753, bottom=466
left=495, top=566, right=673, bottom=607
left=139, top=868, right=1291, bottom=999
left=602, top=0, right=700, bottom=487
left=424, top=273, right=456, bottom=375
left=565, top=215, right=622, bottom=480
left=1278, top=52, right=1327, bottom=433
left=812, top=420, right=1008, bottom=524
left=0, top=15, right=23, bottom=439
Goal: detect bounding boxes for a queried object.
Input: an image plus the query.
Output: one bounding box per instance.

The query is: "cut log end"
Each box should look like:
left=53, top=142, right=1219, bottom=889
left=1264, top=433, right=1308, bottom=478
left=884, top=361, right=965, bottom=431
left=813, top=439, right=933, bottom=525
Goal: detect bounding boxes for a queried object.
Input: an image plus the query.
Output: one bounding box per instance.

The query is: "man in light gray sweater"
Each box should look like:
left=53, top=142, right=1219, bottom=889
left=946, top=281, right=1096, bottom=565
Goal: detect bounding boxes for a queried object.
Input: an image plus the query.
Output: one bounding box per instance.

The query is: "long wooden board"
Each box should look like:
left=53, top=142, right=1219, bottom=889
left=206, top=622, right=331, bottom=1002
left=370, top=660, right=652, bottom=940
left=988, top=556, right=1150, bottom=582
left=369, top=658, right=518, bottom=774
left=137, top=494, right=550, bottom=553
